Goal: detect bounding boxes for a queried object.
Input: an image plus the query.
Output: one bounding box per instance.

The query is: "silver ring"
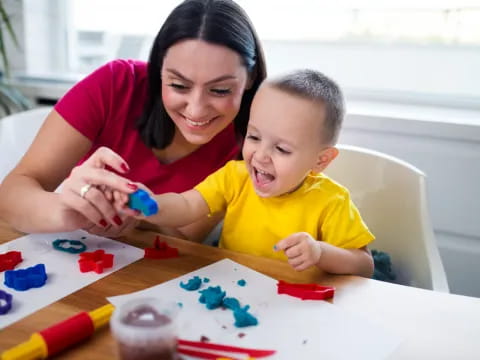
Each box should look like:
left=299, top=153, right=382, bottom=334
left=80, top=184, right=93, bottom=199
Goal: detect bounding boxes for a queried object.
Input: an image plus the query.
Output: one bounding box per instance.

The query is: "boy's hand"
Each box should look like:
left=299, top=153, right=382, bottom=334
left=274, top=232, right=323, bottom=271
left=100, top=184, right=149, bottom=218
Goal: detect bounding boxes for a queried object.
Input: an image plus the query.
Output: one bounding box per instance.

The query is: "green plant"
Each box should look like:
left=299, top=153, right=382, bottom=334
left=0, top=0, right=31, bottom=116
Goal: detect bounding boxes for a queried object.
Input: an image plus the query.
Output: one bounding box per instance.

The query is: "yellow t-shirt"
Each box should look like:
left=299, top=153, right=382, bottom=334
left=195, top=160, right=374, bottom=261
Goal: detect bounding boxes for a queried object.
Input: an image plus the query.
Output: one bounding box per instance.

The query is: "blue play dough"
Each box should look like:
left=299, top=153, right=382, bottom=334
left=4, top=264, right=47, bottom=291
left=180, top=276, right=202, bottom=291
left=203, top=277, right=210, bottom=283
left=128, top=189, right=158, bottom=216
left=179, top=277, right=259, bottom=328
left=233, top=305, right=258, bottom=327
left=222, top=297, right=241, bottom=310
left=237, top=279, right=246, bottom=286
left=198, top=286, right=226, bottom=309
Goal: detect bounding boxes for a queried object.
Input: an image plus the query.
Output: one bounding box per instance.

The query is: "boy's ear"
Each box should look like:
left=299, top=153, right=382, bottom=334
left=313, top=146, right=339, bottom=173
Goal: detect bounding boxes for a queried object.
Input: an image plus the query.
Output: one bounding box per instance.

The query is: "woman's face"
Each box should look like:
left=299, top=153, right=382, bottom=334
left=161, top=39, right=250, bottom=146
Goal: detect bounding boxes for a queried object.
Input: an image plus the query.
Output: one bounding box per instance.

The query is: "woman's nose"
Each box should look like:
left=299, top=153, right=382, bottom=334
left=185, top=90, right=209, bottom=120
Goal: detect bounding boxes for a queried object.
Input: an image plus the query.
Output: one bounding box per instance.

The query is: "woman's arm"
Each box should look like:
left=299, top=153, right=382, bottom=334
left=0, top=110, right=136, bottom=233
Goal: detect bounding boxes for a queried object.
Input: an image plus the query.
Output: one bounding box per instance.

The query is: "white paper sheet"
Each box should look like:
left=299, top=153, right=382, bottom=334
left=0, top=230, right=144, bottom=329
left=109, top=259, right=401, bottom=360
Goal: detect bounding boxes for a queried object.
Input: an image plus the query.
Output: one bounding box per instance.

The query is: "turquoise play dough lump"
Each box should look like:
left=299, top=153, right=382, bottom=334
left=237, top=279, right=246, bottom=286
left=198, top=286, right=226, bottom=309
left=180, top=276, right=202, bottom=291
left=178, top=279, right=259, bottom=328
left=233, top=305, right=258, bottom=327
left=222, top=297, right=241, bottom=310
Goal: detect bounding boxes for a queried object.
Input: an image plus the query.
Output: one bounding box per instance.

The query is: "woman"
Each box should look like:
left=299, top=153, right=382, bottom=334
left=0, top=0, right=266, bottom=241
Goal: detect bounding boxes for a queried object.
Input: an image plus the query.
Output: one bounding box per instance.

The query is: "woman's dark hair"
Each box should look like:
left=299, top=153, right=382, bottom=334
left=137, top=0, right=267, bottom=149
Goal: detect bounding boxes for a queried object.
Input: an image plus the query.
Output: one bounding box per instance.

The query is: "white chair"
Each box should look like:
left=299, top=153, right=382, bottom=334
left=0, top=107, right=52, bottom=182
left=324, top=144, right=449, bottom=292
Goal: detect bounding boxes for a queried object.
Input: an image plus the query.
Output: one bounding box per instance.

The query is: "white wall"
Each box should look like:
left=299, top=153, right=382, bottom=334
left=264, top=41, right=480, bottom=109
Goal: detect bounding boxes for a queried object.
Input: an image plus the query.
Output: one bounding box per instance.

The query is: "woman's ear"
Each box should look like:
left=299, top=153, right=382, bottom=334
left=313, top=147, right=339, bottom=173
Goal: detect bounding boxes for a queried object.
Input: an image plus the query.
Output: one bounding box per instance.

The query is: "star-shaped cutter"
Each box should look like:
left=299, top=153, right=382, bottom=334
left=78, top=250, right=114, bottom=274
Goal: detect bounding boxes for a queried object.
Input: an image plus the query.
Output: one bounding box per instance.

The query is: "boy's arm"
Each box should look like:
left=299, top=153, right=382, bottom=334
left=275, top=233, right=374, bottom=278
left=146, top=189, right=211, bottom=228
left=315, top=243, right=373, bottom=278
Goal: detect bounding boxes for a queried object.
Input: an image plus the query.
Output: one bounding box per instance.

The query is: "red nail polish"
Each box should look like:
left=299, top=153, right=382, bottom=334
left=121, top=163, right=130, bottom=173
left=113, top=215, right=123, bottom=226
left=99, top=219, right=108, bottom=227
left=127, top=183, right=138, bottom=190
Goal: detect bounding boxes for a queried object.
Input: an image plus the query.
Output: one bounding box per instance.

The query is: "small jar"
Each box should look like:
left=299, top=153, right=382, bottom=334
left=110, top=298, right=179, bottom=360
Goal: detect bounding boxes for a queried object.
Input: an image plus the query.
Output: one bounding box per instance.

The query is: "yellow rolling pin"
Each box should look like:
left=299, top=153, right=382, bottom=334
left=2, top=303, right=114, bottom=360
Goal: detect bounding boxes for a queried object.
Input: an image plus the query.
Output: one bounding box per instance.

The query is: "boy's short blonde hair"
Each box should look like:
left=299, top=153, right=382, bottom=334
left=269, top=70, right=344, bottom=145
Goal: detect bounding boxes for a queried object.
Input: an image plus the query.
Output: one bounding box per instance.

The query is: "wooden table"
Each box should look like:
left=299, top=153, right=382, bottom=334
left=1, top=219, right=479, bottom=359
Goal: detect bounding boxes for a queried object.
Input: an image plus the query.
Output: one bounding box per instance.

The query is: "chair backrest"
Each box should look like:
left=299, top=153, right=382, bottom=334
left=0, top=107, right=52, bottom=182
left=324, top=144, right=449, bottom=292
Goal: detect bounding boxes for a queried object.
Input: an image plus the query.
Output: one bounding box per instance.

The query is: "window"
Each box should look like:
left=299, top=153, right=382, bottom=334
left=18, top=0, right=480, bottom=109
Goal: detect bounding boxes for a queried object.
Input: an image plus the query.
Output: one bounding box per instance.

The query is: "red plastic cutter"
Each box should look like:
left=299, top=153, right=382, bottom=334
left=0, top=251, right=22, bottom=272
left=78, top=250, right=114, bottom=274
left=144, top=236, right=179, bottom=259
left=277, top=280, right=335, bottom=300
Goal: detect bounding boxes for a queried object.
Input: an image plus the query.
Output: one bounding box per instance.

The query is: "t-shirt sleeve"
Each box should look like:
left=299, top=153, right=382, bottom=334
left=320, top=189, right=375, bottom=249
left=194, top=160, right=237, bottom=215
left=54, top=61, right=115, bottom=141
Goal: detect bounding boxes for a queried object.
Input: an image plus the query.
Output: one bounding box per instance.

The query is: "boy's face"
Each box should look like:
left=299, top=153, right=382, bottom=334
left=242, top=85, right=335, bottom=198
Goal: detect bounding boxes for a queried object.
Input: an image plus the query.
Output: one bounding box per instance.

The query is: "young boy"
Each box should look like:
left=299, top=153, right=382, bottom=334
left=122, top=70, right=374, bottom=277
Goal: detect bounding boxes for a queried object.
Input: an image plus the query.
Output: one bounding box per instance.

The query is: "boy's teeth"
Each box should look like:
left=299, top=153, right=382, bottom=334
left=255, top=167, right=275, bottom=182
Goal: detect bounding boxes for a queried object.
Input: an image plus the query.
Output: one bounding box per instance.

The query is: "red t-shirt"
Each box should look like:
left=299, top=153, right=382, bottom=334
left=55, top=59, right=240, bottom=193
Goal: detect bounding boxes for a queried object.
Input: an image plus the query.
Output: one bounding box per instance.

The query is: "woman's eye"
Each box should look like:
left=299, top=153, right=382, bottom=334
left=276, top=146, right=291, bottom=154
left=246, top=134, right=260, bottom=141
left=210, top=88, right=231, bottom=96
left=168, top=83, right=188, bottom=90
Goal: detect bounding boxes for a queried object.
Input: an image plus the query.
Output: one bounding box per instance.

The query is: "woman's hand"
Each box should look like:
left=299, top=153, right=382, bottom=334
left=82, top=214, right=140, bottom=238
left=274, top=232, right=323, bottom=271
left=57, top=147, right=139, bottom=232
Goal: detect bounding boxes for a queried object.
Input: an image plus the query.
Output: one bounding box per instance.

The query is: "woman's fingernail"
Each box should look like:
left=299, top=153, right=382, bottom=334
left=273, top=245, right=277, bottom=251
left=121, top=163, right=130, bottom=173
left=99, top=219, right=108, bottom=227
left=127, top=183, right=138, bottom=190
left=113, top=215, right=123, bottom=226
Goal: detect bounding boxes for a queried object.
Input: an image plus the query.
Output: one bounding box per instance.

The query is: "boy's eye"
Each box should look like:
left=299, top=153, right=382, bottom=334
left=210, top=88, right=231, bottom=96
left=276, top=146, right=291, bottom=154
left=168, top=83, right=188, bottom=90
left=246, top=134, right=260, bottom=141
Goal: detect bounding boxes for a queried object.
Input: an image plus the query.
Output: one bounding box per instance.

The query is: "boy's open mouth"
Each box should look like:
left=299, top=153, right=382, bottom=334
left=253, top=166, right=275, bottom=186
